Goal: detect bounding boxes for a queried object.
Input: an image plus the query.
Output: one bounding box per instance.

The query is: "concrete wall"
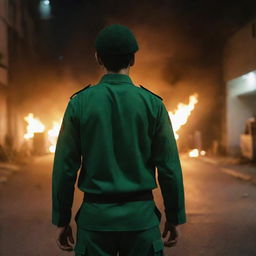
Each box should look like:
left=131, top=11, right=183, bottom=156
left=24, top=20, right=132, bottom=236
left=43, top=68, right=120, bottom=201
left=0, top=88, right=7, bottom=147
left=0, top=0, right=8, bottom=148
left=7, top=1, right=38, bottom=152
left=0, top=0, right=38, bottom=152
left=223, top=20, right=256, bottom=82
left=0, top=0, right=8, bottom=86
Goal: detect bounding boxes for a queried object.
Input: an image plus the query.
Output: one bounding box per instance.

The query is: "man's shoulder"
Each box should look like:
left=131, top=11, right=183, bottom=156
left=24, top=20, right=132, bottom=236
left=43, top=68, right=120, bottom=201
left=139, top=85, right=163, bottom=101
left=70, top=84, right=92, bottom=99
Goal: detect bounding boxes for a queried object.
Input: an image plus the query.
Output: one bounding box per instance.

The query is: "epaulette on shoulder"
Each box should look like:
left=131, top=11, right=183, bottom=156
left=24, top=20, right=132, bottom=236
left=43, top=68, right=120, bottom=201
left=140, top=85, right=163, bottom=100
left=70, top=84, right=91, bottom=99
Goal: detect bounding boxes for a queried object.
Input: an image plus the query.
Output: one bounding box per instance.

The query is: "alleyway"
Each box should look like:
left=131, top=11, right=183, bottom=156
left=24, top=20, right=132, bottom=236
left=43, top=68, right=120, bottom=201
left=0, top=155, right=256, bottom=256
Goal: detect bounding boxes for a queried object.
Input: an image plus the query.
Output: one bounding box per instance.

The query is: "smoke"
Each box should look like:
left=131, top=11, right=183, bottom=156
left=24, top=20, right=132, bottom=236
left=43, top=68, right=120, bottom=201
left=16, top=0, right=256, bottom=148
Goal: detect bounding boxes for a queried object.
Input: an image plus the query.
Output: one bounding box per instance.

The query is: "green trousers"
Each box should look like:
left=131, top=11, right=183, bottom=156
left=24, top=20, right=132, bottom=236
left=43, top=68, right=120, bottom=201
left=74, top=226, right=164, bottom=256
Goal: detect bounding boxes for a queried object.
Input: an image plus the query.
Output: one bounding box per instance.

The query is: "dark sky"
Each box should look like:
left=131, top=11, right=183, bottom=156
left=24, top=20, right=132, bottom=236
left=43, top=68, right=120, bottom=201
left=47, top=0, right=256, bottom=72
left=20, top=0, right=256, bottom=149
left=43, top=0, right=256, bottom=98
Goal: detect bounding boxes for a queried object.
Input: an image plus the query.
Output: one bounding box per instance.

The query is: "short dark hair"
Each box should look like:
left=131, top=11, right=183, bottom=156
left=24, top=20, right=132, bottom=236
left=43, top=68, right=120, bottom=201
left=97, top=53, right=134, bottom=72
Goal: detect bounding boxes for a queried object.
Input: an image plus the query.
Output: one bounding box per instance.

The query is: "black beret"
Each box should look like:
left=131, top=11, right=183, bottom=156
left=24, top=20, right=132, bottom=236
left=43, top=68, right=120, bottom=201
left=95, top=24, right=139, bottom=55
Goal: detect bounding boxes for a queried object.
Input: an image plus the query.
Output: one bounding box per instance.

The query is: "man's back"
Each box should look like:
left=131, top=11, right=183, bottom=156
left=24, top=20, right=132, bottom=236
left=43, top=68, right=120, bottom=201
left=77, top=73, right=161, bottom=194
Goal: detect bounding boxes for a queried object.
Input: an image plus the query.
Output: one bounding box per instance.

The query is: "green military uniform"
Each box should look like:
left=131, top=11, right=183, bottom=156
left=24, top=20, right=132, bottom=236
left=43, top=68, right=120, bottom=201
left=52, top=25, right=186, bottom=256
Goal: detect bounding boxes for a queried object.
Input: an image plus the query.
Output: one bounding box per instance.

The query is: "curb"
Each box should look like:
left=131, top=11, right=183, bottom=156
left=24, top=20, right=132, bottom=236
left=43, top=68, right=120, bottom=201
left=221, top=168, right=252, bottom=181
left=200, top=157, right=218, bottom=165
left=200, top=157, right=256, bottom=186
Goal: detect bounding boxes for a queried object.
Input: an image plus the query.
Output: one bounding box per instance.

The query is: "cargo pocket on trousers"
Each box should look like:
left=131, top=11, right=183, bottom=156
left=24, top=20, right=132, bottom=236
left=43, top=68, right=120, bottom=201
left=153, top=238, right=164, bottom=255
left=74, top=243, right=86, bottom=256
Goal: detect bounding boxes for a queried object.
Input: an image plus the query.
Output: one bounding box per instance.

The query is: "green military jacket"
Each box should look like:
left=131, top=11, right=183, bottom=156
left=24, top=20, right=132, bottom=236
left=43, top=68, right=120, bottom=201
left=52, top=74, right=186, bottom=230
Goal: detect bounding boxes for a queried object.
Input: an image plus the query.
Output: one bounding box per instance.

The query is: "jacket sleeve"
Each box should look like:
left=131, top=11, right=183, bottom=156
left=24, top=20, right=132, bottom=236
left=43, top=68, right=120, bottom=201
left=152, top=101, right=186, bottom=226
left=52, top=100, right=81, bottom=227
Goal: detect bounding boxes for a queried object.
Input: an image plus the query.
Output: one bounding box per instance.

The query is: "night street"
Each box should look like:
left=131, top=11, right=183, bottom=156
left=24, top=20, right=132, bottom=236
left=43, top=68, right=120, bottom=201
left=1, top=1, right=256, bottom=256
left=0, top=156, right=256, bottom=256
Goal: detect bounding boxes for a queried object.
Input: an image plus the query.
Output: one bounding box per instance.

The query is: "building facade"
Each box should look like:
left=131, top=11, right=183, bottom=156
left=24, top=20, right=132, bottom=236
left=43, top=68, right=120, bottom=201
left=0, top=0, right=40, bottom=159
left=223, top=19, right=256, bottom=156
left=0, top=0, right=9, bottom=159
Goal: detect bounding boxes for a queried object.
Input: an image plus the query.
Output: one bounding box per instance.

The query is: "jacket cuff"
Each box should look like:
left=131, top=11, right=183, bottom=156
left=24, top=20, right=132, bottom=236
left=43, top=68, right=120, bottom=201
left=165, top=208, right=186, bottom=225
left=52, top=210, right=71, bottom=227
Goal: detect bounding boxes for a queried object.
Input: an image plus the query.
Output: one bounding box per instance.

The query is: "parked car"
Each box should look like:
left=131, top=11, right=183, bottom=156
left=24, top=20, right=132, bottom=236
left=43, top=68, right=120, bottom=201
left=240, top=117, right=256, bottom=160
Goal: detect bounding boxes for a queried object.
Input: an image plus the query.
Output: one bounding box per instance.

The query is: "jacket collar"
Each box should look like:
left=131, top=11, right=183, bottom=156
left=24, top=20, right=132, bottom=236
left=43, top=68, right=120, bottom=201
left=99, top=74, right=133, bottom=85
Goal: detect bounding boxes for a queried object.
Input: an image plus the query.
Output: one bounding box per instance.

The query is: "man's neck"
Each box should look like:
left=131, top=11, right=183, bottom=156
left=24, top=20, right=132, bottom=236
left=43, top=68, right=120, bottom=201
left=105, top=68, right=130, bottom=76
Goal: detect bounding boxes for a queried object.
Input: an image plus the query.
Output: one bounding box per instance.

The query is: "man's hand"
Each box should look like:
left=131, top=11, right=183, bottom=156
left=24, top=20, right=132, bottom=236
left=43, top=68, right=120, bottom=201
left=162, top=222, right=178, bottom=247
left=56, top=224, right=74, bottom=251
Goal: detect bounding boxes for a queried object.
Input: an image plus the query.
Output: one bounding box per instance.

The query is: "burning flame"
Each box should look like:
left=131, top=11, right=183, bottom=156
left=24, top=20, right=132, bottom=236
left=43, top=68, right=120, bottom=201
left=48, top=121, right=62, bottom=153
left=24, top=113, right=45, bottom=139
left=201, top=150, right=206, bottom=156
left=24, top=93, right=198, bottom=153
left=168, top=94, right=198, bottom=139
left=189, top=149, right=206, bottom=158
left=24, top=113, right=61, bottom=153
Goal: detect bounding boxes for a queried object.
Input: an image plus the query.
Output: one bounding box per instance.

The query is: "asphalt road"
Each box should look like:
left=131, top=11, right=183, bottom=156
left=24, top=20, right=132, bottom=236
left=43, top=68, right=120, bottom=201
left=0, top=155, right=256, bottom=256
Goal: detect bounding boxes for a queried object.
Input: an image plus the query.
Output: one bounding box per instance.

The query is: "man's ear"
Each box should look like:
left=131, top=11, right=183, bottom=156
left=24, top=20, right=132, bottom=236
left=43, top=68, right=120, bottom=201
left=130, top=54, right=135, bottom=67
left=95, top=52, right=103, bottom=66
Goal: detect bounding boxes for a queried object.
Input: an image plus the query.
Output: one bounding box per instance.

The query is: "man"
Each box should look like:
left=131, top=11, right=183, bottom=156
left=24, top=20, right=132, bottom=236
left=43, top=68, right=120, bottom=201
left=52, top=24, right=186, bottom=256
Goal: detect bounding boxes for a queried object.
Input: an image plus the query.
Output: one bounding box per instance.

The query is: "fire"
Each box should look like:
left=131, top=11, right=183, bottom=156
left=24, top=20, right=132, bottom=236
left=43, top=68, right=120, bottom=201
left=189, top=149, right=206, bottom=158
left=168, top=94, right=198, bottom=139
left=24, top=93, right=198, bottom=154
left=24, top=113, right=45, bottom=139
left=189, top=149, right=200, bottom=157
left=49, top=145, right=56, bottom=153
left=200, top=150, right=206, bottom=156
left=48, top=121, right=62, bottom=153
left=24, top=113, right=61, bottom=153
